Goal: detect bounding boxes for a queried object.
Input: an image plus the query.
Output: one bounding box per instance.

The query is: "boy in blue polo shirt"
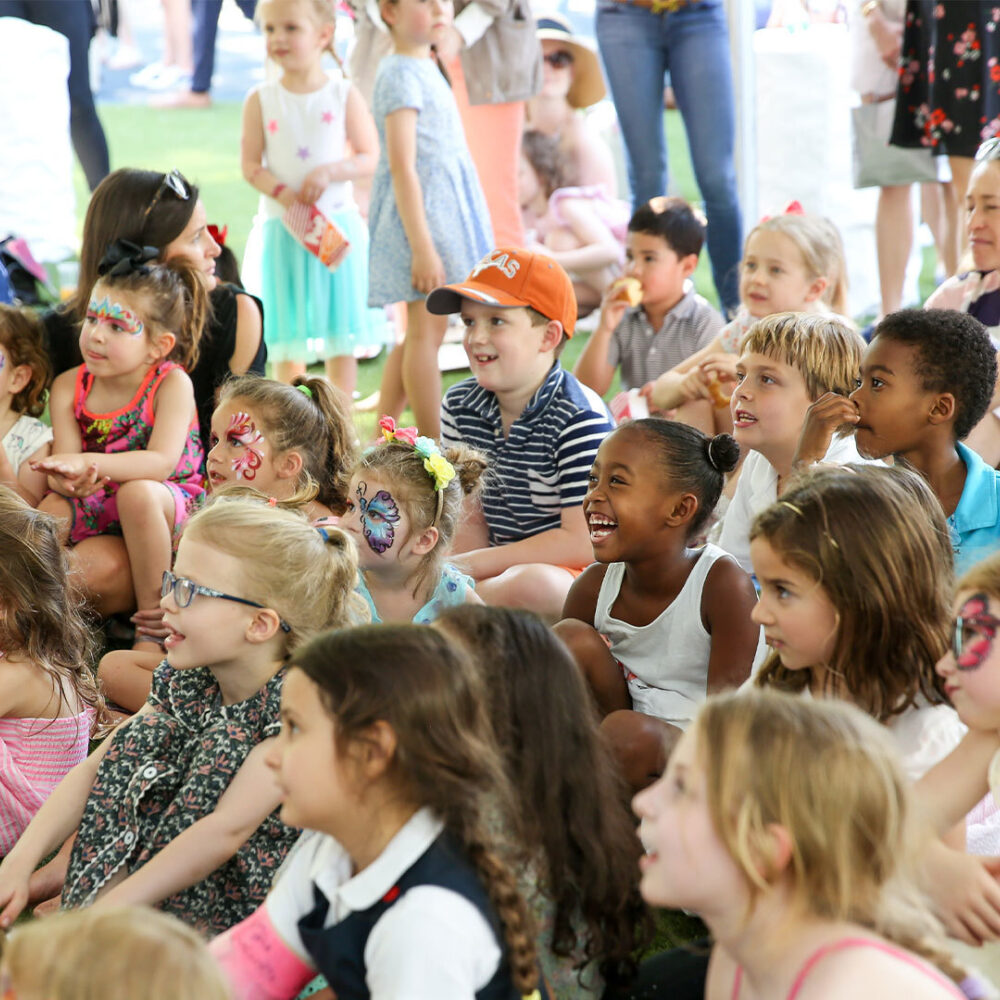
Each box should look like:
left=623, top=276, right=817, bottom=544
left=808, top=308, right=1000, bottom=574
left=429, top=248, right=614, bottom=620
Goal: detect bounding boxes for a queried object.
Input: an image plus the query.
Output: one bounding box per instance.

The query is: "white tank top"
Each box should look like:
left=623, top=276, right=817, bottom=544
left=594, top=543, right=730, bottom=728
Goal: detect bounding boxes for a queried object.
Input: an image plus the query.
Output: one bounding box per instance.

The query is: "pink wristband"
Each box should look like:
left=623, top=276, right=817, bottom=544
left=272, top=183, right=287, bottom=200
left=210, top=904, right=314, bottom=1000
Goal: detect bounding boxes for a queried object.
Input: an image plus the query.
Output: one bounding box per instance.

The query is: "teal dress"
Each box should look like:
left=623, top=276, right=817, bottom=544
left=355, top=563, right=474, bottom=624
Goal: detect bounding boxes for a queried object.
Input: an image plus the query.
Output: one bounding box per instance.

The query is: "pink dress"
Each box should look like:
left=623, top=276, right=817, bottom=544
left=65, top=361, right=205, bottom=544
left=0, top=705, right=94, bottom=853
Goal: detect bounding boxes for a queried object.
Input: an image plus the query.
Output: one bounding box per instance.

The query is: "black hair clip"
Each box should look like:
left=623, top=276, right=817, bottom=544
left=98, top=239, right=159, bottom=278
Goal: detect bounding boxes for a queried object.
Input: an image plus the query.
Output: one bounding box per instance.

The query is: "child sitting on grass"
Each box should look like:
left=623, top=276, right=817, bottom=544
left=433, top=248, right=615, bottom=621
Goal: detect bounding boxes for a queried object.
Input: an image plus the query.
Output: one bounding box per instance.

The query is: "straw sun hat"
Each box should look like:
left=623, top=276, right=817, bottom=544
left=536, top=14, right=606, bottom=109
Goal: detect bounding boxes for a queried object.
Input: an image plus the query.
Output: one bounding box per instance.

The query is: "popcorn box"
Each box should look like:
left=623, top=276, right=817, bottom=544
left=609, top=388, right=649, bottom=424
left=282, top=202, right=351, bottom=271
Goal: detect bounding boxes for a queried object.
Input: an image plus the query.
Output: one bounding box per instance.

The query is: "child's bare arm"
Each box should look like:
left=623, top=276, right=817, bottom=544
left=559, top=562, right=606, bottom=625
left=94, top=740, right=282, bottom=909
left=15, top=440, right=50, bottom=505
left=45, top=368, right=195, bottom=484
left=385, top=107, right=444, bottom=293
left=647, top=334, right=730, bottom=412
left=573, top=286, right=627, bottom=396
left=226, top=293, right=264, bottom=379
left=544, top=198, right=622, bottom=273
left=702, top=556, right=760, bottom=692
left=240, top=91, right=295, bottom=209
left=915, top=729, right=998, bottom=835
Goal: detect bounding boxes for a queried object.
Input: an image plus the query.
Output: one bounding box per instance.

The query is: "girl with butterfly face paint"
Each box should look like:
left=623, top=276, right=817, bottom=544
left=340, top=418, right=489, bottom=624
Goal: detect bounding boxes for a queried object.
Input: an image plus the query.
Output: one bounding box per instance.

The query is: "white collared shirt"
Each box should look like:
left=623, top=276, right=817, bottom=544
left=718, top=434, right=880, bottom=573
left=265, top=808, right=501, bottom=999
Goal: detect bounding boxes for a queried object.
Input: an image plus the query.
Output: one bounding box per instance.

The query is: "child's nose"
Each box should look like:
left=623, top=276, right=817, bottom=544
left=935, top=648, right=956, bottom=679
left=750, top=598, right=769, bottom=626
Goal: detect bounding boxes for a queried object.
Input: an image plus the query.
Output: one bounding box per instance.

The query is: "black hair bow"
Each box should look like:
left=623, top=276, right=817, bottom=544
left=97, top=239, right=159, bottom=278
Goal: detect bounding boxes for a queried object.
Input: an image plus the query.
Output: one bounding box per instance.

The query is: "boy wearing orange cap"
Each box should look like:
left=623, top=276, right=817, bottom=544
left=429, top=248, right=614, bottom=620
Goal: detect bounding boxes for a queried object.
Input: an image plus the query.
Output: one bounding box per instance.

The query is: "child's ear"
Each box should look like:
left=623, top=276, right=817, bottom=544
left=665, top=492, right=699, bottom=528
left=378, top=0, right=396, bottom=27
left=149, top=330, right=177, bottom=362
left=355, top=720, right=398, bottom=782
left=928, top=392, right=957, bottom=427
left=680, top=253, right=698, bottom=279
left=804, top=275, right=829, bottom=305
left=540, top=319, right=564, bottom=354
left=246, top=608, right=284, bottom=643
left=410, top=524, right=440, bottom=556
left=318, top=21, right=335, bottom=49
left=7, top=364, right=32, bottom=396
left=751, top=822, right=794, bottom=881
left=274, top=449, right=305, bottom=483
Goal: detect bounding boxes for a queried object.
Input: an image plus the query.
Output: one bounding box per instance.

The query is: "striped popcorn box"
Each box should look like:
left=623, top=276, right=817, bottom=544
left=281, top=202, right=351, bottom=271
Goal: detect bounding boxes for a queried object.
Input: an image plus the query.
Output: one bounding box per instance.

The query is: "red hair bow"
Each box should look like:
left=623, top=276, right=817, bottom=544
left=208, top=224, right=228, bottom=247
left=759, top=200, right=805, bottom=223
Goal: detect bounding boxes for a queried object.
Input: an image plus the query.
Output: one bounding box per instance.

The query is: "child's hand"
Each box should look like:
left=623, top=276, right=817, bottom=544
left=792, top=392, right=859, bottom=470
left=277, top=186, right=297, bottom=210
left=0, top=859, right=32, bottom=928
left=432, top=24, right=463, bottom=64
left=597, top=283, right=630, bottom=334
left=131, top=608, right=172, bottom=642
left=412, top=247, right=446, bottom=294
left=298, top=166, right=331, bottom=205
left=924, top=843, right=1000, bottom=945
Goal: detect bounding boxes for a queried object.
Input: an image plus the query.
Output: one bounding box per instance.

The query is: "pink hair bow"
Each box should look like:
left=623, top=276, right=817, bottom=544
left=759, top=200, right=805, bottom=223
left=378, top=415, right=418, bottom=446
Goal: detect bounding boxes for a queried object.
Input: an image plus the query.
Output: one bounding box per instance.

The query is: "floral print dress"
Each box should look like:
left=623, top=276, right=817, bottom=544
left=62, top=661, right=297, bottom=937
left=891, top=2, right=1000, bottom=157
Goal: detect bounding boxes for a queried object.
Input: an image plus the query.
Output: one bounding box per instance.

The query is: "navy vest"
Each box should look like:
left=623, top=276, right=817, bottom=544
left=297, top=833, right=523, bottom=1000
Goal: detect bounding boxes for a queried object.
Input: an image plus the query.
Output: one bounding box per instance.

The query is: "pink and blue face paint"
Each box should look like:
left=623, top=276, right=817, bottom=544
left=355, top=480, right=400, bottom=554
left=85, top=295, right=145, bottom=336
left=955, top=592, right=1000, bottom=671
left=227, top=411, right=265, bottom=481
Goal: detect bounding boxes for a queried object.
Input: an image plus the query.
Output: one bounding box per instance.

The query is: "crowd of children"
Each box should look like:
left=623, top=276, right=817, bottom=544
left=9, top=1, right=1000, bottom=992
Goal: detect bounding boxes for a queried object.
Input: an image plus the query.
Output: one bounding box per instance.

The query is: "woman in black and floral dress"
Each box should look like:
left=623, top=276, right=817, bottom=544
left=891, top=1, right=1000, bottom=270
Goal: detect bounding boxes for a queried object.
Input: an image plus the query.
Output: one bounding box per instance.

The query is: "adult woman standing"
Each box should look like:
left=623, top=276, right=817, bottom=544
left=42, top=168, right=266, bottom=616
left=595, top=0, right=742, bottom=314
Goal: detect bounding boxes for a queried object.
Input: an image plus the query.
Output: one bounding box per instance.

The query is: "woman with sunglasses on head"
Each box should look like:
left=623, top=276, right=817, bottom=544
left=925, top=139, right=1000, bottom=467
left=41, top=168, right=267, bottom=619
left=525, top=16, right=617, bottom=196
left=0, top=497, right=367, bottom=936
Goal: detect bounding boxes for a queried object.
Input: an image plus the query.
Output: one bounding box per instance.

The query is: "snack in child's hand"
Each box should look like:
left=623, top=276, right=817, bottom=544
left=707, top=375, right=731, bottom=409
left=610, top=277, right=643, bottom=307
left=610, top=388, right=650, bottom=424
left=282, top=202, right=351, bottom=271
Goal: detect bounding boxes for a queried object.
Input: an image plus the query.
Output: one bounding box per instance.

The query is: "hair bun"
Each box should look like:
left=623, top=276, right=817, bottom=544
left=706, top=434, right=740, bottom=474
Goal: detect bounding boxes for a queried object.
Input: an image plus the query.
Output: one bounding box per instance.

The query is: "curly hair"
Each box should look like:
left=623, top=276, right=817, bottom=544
left=873, top=308, right=998, bottom=440
left=0, top=305, right=52, bottom=417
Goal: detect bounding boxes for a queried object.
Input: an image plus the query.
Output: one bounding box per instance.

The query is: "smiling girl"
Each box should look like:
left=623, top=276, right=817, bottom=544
left=555, top=418, right=762, bottom=790
left=0, top=499, right=365, bottom=936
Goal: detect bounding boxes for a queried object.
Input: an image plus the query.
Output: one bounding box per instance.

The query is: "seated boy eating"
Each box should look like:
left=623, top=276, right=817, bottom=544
left=717, top=312, right=872, bottom=572
left=572, top=196, right=722, bottom=401
left=804, top=308, right=999, bottom=576
left=430, top=248, right=614, bottom=620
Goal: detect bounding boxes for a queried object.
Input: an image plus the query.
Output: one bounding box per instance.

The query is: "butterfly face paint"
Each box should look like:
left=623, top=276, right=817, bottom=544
left=356, top=480, right=401, bottom=554
left=954, top=593, right=1000, bottom=671
left=228, top=411, right=265, bottom=481
left=85, top=295, right=145, bottom=336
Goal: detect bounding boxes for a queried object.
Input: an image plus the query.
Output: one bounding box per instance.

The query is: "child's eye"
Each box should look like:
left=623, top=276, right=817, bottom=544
left=209, top=433, right=219, bottom=448
left=227, top=434, right=245, bottom=448
left=490, top=317, right=506, bottom=327
left=853, top=378, right=862, bottom=390
left=344, top=499, right=355, bottom=512
left=776, top=585, right=792, bottom=599
left=760, top=374, right=775, bottom=385
left=734, top=371, right=746, bottom=383
left=871, top=377, right=885, bottom=390
left=587, top=472, right=598, bottom=484
left=743, top=261, right=756, bottom=272
left=769, top=266, right=783, bottom=276
left=609, top=475, right=626, bottom=486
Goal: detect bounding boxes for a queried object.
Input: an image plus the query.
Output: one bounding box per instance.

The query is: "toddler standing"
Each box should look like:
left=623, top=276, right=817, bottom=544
left=241, top=0, right=386, bottom=394
left=368, top=0, right=493, bottom=435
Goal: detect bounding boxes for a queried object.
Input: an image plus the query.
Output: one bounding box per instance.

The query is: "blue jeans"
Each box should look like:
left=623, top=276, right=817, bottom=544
left=596, top=0, right=742, bottom=313
left=191, top=0, right=256, bottom=93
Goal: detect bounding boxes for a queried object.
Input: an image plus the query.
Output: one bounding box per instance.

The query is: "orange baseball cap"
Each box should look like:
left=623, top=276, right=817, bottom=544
left=426, top=248, right=578, bottom=337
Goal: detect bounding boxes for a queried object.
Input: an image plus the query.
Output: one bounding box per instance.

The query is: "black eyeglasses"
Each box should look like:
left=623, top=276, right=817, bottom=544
left=976, top=137, right=1000, bottom=162
left=543, top=50, right=574, bottom=69
left=161, top=570, right=291, bottom=632
left=142, top=169, right=191, bottom=223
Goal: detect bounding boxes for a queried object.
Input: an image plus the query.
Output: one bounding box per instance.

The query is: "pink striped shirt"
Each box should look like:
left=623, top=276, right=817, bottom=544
left=0, top=707, right=94, bottom=853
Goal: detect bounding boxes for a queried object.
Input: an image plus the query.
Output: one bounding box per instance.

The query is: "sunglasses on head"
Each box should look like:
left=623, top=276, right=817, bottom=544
left=142, top=168, right=191, bottom=223
left=976, top=136, right=1000, bottom=162
left=543, top=50, right=574, bottom=69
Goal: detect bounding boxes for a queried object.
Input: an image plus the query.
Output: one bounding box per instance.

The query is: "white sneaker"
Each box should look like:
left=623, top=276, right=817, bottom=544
left=108, top=42, right=144, bottom=71
left=145, top=64, right=192, bottom=91
left=129, top=61, right=166, bottom=88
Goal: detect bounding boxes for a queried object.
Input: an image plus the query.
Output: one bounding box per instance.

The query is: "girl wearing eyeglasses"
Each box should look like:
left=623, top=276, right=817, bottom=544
left=0, top=497, right=367, bottom=936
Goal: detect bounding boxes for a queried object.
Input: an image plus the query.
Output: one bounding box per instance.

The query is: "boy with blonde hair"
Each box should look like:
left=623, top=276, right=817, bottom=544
left=718, top=312, right=875, bottom=572
left=430, top=248, right=614, bottom=619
